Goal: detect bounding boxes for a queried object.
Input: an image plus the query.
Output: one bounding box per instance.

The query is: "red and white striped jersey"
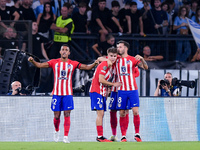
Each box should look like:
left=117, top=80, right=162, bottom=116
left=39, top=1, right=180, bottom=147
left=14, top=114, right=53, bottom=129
left=116, top=55, right=140, bottom=91
left=47, top=58, right=81, bottom=95
left=90, top=61, right=116, bottom=97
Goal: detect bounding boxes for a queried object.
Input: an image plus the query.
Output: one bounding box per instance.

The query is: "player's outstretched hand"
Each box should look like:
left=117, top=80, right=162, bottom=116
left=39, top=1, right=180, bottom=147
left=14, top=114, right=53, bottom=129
left=135, top=55, right=143, bottom=61
left=28, top=56, right=34, bottom=62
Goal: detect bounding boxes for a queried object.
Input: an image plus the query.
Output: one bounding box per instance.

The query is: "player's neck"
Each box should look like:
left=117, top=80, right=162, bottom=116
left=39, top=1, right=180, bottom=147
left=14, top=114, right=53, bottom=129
left=121, top=53, right=128, bottom=58
left=60, top=57, right=68, bottom=62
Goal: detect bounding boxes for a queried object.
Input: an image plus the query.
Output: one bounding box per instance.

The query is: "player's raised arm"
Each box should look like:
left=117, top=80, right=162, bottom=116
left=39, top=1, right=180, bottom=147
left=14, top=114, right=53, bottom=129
left=135, top=55, right=148, bottom=70
left=28, top=56, right=49, bottom=68
left=79, top=59, right=100, bottom=70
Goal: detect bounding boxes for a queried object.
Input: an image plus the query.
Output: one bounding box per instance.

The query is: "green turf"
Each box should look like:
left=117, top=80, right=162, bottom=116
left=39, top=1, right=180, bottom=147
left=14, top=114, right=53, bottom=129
left=0, top=142, right=200, bottom=150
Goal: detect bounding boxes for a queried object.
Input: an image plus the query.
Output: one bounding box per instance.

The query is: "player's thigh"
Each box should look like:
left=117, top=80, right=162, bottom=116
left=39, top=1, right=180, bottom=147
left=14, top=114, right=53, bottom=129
left=109, top=91, right=118, bottom=110
left=116, top=90, right=128, bottom=110
left=128, top=90, right=140, bottom=108
left=90, top=92, right=106, bottom=111
left=51, top=95, right=62, bottom=111
left=62, top=95, right=74, bottom=111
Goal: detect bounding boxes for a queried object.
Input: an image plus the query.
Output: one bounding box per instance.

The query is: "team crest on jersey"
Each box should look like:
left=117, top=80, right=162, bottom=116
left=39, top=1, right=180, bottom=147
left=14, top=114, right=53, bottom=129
left=126, top=60, right=130, bottom=64
left=121, top=66, right=126, bottom=72
left=103, top=66, right=107, bottom=70
left=67, top=64, right=71, bottom=69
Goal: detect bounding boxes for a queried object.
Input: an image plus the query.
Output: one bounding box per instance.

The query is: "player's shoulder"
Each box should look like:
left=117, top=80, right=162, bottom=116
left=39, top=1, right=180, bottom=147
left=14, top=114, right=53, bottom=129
left=48, top=58, right=60, bottom=63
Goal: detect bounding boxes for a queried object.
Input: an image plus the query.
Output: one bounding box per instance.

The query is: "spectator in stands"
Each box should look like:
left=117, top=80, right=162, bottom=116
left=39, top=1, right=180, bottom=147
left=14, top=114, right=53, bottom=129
left=118, top=1, right=130, bottom=33
left=34, top=0, right=55, bottom=18
left=92, top=34, right=115, bottom=57
left=142, top=45, right=164, bottom=61
left=161, top=1, right=170, bottom=35
left=49, top=3, right=74, bottom=59
left=0, top=0, right=20, bottom=35
left=7, top=81, right=26, bottom=95
left=37, top=2, right=56, bottom=40
left=90, top=0, right=123, bottom=42
left=21, top=0, right=36, bottom=21
left=0, top=27, right=18, bottom=57
left=191, top=0, right=198, bottom=18
left=173, top=6, right=191, bottom=62
left=72, top=2, right=90, bottom=56
left=140, top=0, right=151, bottom=34
left=182, top=1, right=192, bottom=18
left=165, top=0, right=177, bottom=34
left=146, top=0, right=168, bottom=34
left=72, top=2, right=90, bottom=34
left=11, top=0, right=27, bottom=49
left=107, top=0, right=121, bottom=33
left=126, top=1, right=144, bottom=35
left=21, top=22, right=49, bottom=60
left=191, top=7, right=200, bottom=23
left=154, top=72, right=180, bottom=96
left=191, top=48, right=200, bottom=62
left=64, top=2, right=73, bottom=18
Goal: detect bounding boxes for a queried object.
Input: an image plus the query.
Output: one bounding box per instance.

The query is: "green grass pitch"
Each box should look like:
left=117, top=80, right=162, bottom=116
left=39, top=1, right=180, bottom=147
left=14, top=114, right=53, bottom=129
left=0, top=142, right=200, bottom=150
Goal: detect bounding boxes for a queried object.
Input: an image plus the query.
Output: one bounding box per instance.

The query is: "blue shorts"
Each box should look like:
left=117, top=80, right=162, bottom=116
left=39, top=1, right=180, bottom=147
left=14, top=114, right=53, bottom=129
left=51, top=95, right=74, bottom=111
left=109, top=92, right=118, bottom=110
left=90, top=92, right=107, bottom=111
left=116, top=90, right=139, bottom=110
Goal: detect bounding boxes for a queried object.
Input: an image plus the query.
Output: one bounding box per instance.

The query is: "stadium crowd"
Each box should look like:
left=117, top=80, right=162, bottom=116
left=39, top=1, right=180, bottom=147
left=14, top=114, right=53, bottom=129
left=0, top=0, right=200, bottom=63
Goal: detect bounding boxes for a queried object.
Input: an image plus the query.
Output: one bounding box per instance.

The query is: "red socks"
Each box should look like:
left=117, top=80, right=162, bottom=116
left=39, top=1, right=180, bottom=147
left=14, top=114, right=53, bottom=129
left=54, top=118, right=60, bottom=132
left=120, top=116, right=127, bottom=136
left=134, top=115, right=140, bottom=134
left=97, top=126, right=103, bottom=137
left=125, top=113, right=129, bottom=132
left=64, top=116, right=70, bottom=136
left=110, top=111, right=117, bottom=136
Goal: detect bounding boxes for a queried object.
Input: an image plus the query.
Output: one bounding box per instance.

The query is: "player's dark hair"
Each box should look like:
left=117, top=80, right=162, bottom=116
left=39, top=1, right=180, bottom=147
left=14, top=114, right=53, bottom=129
left=117, top=40, right=130, bottom=49
left=61, top=44, right=70, bottom=51
left=107, top=47, right=117, bottom=54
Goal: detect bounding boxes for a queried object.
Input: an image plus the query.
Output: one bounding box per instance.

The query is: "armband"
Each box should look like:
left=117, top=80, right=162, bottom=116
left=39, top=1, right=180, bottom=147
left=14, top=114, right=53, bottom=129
left=166, top=89, right=170, bottom=93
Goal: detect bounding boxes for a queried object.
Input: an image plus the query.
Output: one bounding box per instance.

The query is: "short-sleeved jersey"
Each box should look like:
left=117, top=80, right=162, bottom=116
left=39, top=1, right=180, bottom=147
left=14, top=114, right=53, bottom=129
left=47, top=58, right=81, bottom=96
left=90, top=61, right=116, bottom=97
left=116, top=55, right=140, bottom=91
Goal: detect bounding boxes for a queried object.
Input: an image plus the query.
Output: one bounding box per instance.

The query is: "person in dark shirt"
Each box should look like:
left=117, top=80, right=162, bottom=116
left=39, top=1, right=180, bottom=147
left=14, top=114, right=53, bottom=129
left=126, top=1, right=144, bottom=35
left=90, top=0, right=122, bottom=42
left=21, top=0, right=36, bottom=21
left=92, top=34, right=115, bottom=57
left=0, top=0, right=19, bottom=34
left=37, top=2, right=56, bottom=40
left=72, top=2, right=90, bottom=57
left=107, top=0, right=121, bottom=33
left=118, top=1, right=130, bottom=33
left=21, top=22, right=49, bottom=60
left=0, top=27, right=18, bottom=57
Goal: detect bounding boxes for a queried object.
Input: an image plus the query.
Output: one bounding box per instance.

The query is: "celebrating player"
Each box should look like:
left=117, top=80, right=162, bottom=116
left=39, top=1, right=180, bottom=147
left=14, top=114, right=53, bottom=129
left=109, top=66, right=140, bottom=141
left=116, top=40, right=148, bottom=142
left=89, top=47, right=122, bottom=142
left=28, top=44, right=99, bottom=143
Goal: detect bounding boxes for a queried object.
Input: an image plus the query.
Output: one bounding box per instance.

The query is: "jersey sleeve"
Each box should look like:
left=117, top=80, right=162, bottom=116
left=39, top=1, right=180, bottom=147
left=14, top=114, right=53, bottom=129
left=47, top=59, right=55, bottom=68
left=99, top=62, right=108, bottom=76
left=72, top=60, right=81, bottom=69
